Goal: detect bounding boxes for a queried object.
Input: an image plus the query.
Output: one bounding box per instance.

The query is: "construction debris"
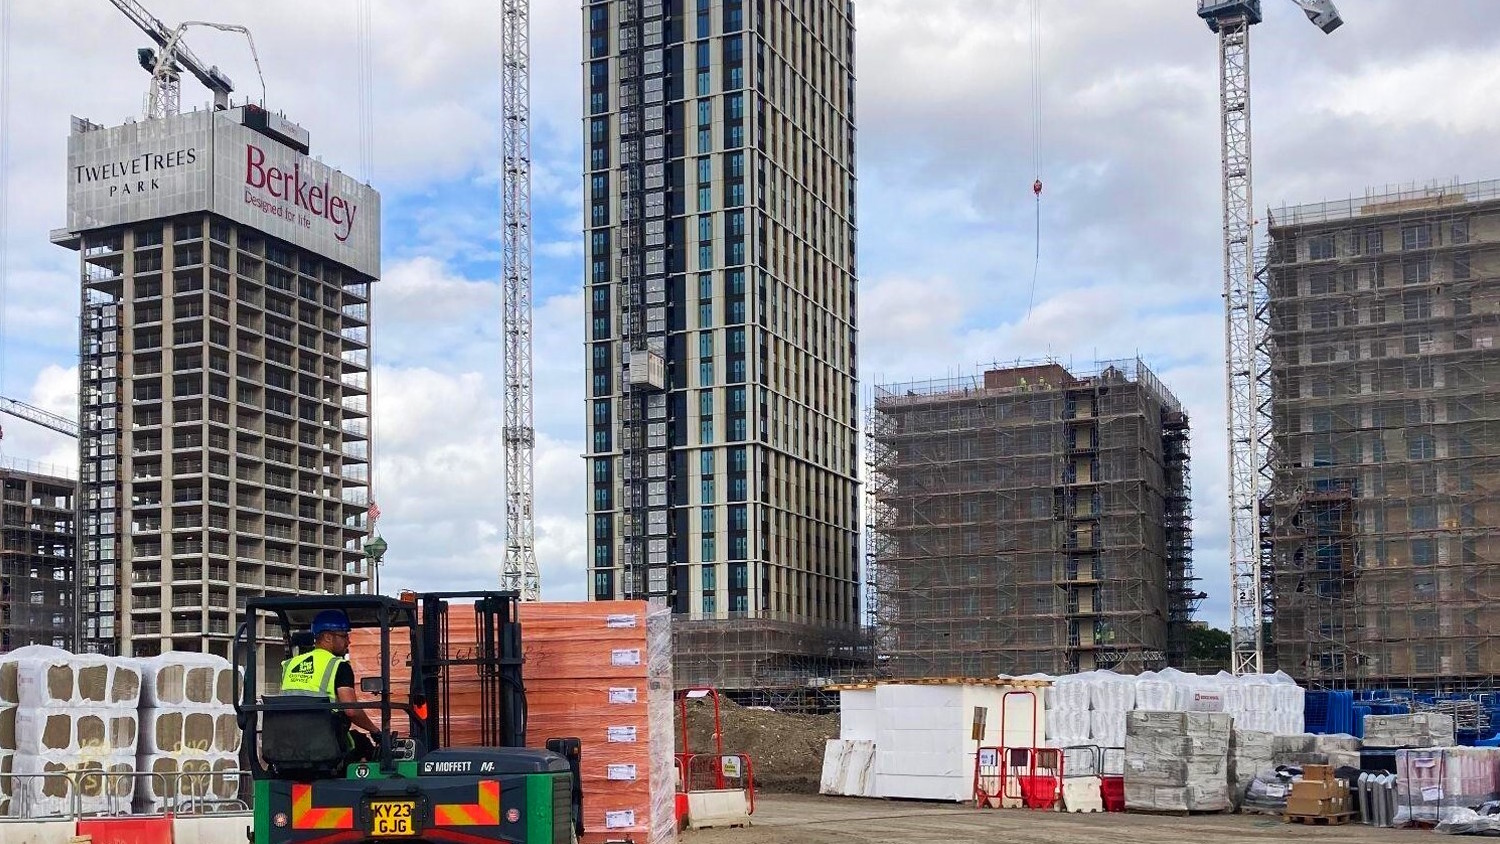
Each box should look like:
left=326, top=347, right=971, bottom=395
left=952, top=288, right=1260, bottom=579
left=681, top=697, right=837, bottom=794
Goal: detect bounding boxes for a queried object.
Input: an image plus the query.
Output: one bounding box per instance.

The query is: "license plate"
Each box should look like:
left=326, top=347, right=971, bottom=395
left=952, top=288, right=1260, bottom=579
left=370, top=801, right=417, bottom=837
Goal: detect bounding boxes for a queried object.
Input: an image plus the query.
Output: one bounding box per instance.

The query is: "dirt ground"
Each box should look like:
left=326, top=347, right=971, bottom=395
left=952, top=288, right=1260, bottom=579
left=678, top=697, right=839, bottom=794
left=683, top=793, right=1426, bottom=844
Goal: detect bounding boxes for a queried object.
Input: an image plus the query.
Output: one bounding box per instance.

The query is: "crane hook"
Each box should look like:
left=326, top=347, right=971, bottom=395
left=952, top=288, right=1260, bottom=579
left=1033, top=179, right=1043, bottom=197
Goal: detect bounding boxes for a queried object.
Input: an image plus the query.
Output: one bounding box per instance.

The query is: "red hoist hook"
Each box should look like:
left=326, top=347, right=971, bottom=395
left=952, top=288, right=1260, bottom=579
left=1033, top=179, right=1043, bottom=197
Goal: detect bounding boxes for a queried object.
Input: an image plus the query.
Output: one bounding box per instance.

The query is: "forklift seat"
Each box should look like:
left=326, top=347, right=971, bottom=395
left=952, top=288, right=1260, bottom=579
left=260, top=695, right=348, bottom=779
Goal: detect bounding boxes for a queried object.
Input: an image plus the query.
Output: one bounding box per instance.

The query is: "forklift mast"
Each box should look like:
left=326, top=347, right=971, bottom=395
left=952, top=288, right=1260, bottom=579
left=417, top=591, right=527, bottom=750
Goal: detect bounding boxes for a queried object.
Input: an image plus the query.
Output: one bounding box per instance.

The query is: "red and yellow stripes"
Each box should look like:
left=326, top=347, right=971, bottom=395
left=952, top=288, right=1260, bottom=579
left=433, top=780, right=500, bottom=826
left=292, top=784, right=355, bottom=830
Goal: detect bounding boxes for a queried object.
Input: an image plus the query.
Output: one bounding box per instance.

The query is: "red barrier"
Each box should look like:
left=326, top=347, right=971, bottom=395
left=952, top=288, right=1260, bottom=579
left=77, top=815, right=175, bottom=844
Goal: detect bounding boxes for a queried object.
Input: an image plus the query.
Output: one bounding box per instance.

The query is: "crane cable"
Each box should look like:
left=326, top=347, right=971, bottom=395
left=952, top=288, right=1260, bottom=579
left=1026, top=0, right=1043, bottom=319
left=0, top=0, right=11, bottom=396
left=355, top=0, right=382, bottom=559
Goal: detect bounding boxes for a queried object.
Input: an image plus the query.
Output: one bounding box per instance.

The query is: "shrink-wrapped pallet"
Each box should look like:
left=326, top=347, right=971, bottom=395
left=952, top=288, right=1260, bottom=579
left=1229, top=728, right=1276, bottom=810
left=353, top=600, right=676, bottom=844
left=1395, top=747, right=1500, bottom=828
left=1124, top=710, right=1232, bottom=813
left=1364, top=713, right=1456, bottom=749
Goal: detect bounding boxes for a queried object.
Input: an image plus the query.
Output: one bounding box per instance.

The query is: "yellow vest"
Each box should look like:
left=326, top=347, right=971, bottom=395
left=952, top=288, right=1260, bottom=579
left=280, top=648, right=342, bottom=700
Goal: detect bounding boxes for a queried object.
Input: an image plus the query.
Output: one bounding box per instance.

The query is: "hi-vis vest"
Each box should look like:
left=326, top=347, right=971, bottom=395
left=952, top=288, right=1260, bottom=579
left=280, top=648, right=343, bottom=700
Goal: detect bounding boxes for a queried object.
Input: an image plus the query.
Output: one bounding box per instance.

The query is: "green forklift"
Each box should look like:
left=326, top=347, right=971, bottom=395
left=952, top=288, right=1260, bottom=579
left=234, top=591, right=583, bottom=844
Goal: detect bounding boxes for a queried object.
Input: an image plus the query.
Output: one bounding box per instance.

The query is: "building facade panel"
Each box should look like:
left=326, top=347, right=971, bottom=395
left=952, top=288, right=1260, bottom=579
left=867, top=361, right=1196, bottom=677
left=57, top=109, right=377, bottom=657
left=583, top=0, right=863, bottom=695
left=1266, top=179, right=1500, bottom=689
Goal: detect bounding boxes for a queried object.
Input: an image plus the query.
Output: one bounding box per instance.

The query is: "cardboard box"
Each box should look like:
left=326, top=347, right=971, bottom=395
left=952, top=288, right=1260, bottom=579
left=1286, top=778, right=1350, bottom=817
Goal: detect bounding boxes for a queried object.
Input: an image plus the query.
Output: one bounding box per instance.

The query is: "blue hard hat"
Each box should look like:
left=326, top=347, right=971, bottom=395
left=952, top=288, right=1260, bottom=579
left=311, top=609, right=351, bottom=635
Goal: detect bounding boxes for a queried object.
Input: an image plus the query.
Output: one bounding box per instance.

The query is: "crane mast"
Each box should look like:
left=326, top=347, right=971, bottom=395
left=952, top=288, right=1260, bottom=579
left=1199, top=0, right=1341, bottom=675
left=501, top=0, right=539, bottom=601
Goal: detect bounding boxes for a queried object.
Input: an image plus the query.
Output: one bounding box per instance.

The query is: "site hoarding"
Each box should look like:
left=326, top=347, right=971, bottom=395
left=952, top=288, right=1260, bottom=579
left=65, top=110, right=379, bottom=277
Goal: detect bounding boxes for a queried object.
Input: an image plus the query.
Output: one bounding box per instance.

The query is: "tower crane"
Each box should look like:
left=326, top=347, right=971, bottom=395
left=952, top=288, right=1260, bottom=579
left=0, top=395, right=78, bottom=440
left=500, top=1, right=539, bottom=602
left=106, top=0, right=265, bottom=120
left=1197, top=0, right=1343, bottom=676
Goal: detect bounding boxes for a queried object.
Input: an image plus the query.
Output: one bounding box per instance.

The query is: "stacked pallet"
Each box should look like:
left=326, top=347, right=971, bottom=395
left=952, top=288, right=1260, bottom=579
left=0, top=645, right=141, bottom=817
left=350, top=599, right=675, bottom=844
left=519, top=601, right=673, bottom=844
left=1123, top=710, right=1232, bottom=813
left=134, top=653, right=242, bottom=812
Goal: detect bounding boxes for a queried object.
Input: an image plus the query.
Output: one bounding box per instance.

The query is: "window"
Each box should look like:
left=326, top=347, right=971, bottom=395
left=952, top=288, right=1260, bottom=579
left=1411, top=539, right=1436, bottom=566
left=1402, top=224, right=1432, bottom=251
left=1309, top=273, right=1336, bottom=295
left=1411, top=505, right=1437, bottom=530
left=1408, top=433, right=1435, bottom=460
left=701, top=535, right=716, bottom=562
left=1403, top=292, right=1433, bottom=321
left=1450, top=217, right=1469, bottom=245
left=1308, top=234, right=1335, bottom=260
left=1453, top=253, right=1471, bottom=280
left=1364, top=228, right=1384, bottom=254
left=1403, top=261, right=1431, bottom=285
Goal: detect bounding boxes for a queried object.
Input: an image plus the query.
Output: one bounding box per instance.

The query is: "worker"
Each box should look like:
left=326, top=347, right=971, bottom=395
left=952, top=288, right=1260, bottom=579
left=281, top=609, right=382, bottom=761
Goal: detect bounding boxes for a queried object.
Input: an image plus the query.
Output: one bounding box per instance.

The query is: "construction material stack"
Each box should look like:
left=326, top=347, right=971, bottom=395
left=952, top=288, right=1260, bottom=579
left=1395, top=747, right=1500, bottom=828
left=1087, top=671, right=1135, bottom=749
left=518, top=600, right=675, bottom=844
left=1285, top=763, right=1352, bottom=822
left=133, top=653, right=242, bottom=812
left=1365, top=713, right=1457, bottom=748
left=1228, top=728, right=1275, bottom=811
left=1123, top=710, right=1232, bottom=813
left=1044, top=674, right=1091, bottom=747
left=0, top=646, right=141, bottom=817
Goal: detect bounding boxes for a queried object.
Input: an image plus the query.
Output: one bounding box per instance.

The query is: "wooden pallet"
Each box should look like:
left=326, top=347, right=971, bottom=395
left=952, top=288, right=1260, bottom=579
left=1127, top=807, right=1234, bottom=817
left=1283, top=812, right=1355, bottom=826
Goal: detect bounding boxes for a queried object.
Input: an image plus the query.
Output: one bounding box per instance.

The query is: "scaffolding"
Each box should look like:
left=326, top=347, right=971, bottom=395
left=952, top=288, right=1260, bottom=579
left=1265, top=177, right=1500, bottom=691
left=867, top=358, right=1196, bottom=678
left=0, top=458, right=76, bottom=651
left=670, top=617, right=871, bottom=713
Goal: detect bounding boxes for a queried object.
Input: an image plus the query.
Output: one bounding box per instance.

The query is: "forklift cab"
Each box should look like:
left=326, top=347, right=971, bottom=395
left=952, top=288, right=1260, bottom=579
left=234, top=594, right=429, bottom=781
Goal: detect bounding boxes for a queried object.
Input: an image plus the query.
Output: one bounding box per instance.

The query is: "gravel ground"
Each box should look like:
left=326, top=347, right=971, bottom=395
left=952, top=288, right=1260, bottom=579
left=683, top=793, right=1427, bottom=844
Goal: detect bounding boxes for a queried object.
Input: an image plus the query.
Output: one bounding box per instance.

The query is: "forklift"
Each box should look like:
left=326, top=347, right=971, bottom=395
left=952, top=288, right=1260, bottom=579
left=234, top=591, right=583, bottom=844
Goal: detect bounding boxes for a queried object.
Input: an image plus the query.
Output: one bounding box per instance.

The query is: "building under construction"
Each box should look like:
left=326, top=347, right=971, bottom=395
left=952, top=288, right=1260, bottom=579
left=1265, top=178, right=1500, bottom=691
left=0, top=458, right=75, bottom=650
left=867, top=359, right=1197, bottom=678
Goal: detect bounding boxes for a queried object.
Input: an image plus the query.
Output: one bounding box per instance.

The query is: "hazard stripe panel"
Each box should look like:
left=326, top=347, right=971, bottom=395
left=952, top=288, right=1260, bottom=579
left=292, top=783, right=356, bottom=830
left=434, top=780, right=501, bottom=826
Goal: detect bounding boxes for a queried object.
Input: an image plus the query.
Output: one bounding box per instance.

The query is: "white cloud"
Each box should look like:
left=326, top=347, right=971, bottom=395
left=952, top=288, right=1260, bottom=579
left=10, top=0, right=1500, bottom=635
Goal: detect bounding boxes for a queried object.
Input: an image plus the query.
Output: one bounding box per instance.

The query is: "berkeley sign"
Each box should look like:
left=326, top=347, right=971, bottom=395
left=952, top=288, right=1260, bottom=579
left=64, top=111, right=379, bottom=277
left=244, top=143, right=360, bottom=242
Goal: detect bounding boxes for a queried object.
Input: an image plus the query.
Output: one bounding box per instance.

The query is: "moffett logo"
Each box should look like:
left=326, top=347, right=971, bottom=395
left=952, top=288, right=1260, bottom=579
left=243, top=143, right=359, bottom=242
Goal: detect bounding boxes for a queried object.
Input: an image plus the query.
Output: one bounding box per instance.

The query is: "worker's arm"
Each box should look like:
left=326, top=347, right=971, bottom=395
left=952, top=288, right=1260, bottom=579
left=334, top=662, right=381, bottom=734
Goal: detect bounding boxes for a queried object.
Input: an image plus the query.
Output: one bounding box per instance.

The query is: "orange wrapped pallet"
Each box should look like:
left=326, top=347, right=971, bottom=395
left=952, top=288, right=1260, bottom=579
left=349, top=599, right=675, bottom=844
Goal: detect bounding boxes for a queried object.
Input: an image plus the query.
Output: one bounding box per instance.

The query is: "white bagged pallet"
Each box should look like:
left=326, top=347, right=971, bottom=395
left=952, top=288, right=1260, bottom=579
left=6, top=647, right=141, bottom=710
left=136, top=653, right=236, bottom=708
left=1050, top=673, right=1093, bottom=712
left=135, top=752, right=240, bottom=813
left=1088, top=670, right=1135, bottom=712
left=1047, top=709, right=1091, bottom=746
left=138, top=706, right=240, bottom=756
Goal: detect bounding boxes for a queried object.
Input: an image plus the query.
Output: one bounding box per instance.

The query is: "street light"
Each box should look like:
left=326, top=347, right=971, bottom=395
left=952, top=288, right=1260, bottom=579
left=364, top=534, right=388, bottom=595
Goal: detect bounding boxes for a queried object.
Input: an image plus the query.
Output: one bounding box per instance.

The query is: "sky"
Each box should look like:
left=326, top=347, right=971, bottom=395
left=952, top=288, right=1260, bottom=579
left=3, top=0, right=1500, bottom=632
